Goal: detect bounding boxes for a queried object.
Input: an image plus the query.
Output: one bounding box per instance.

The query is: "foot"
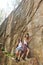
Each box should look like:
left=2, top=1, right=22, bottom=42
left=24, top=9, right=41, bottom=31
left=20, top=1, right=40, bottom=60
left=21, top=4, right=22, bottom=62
left=15, top=57, right=20, bottom=62
left=25, top=57, right=29, bottom=61
left=22, top=57, right=26, bottom=61
left=15, top=57, right=18, bottom=60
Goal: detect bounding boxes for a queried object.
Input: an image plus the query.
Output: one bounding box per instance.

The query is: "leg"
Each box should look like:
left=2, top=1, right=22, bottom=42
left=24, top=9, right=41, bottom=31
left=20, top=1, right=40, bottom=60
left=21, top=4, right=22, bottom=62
left=26, top=48, right=30, bottom=58
left=15, top=50, right=19, bottom=58
left=18, top=50, right=21, bottom=60
left=21, top=52, right=24, bottom=59
left=21, top=50, right=27, bottom=60
left=15, top=50, right=21, bottom=61
left=15, top=47, right=22, bottom=61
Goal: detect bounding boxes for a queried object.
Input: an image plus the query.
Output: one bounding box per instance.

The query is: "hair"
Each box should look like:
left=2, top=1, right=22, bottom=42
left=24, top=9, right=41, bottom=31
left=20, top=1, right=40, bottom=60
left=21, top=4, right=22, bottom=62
left=25, top=33, right=29, bottom=36
left=25, top=33, right=29, bottom=39
left=26, top=33, right=29, bottom=36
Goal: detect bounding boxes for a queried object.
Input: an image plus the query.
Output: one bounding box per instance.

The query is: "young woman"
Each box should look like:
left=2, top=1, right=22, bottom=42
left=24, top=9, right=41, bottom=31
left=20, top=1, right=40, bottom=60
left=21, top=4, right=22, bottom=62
left=21, top=33, right=32, bottom=60
left=15, top=33, right=32, bottom=61
left=15, top=37, right=23, bottom=61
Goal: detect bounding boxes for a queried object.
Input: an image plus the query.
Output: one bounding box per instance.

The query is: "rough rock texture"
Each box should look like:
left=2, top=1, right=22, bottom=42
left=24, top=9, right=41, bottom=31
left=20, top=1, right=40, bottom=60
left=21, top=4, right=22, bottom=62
left=5, top=57, right=39, bottom=65
left=0, top=55, right=39, bottom=65
left=0, top=0, right=43, bottom=65
left=0, top=50, right=5, bottom=65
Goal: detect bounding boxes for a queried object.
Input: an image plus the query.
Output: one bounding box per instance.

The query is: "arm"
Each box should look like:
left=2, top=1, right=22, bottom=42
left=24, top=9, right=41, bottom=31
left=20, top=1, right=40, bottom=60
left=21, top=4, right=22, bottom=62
left=16, top=40, right=19, bottom=48
left=28, top=36, right=32, bottom=42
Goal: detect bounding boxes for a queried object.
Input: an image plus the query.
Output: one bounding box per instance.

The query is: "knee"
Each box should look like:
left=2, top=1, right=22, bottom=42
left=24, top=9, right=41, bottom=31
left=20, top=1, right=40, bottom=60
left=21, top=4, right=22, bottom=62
left=27, top=48, right=30, bottom=53
left=16, top=50, right=19, bottom=56
left=19, top=51, right=22, bottom=54
left=16, top=50, right=18, bottom=54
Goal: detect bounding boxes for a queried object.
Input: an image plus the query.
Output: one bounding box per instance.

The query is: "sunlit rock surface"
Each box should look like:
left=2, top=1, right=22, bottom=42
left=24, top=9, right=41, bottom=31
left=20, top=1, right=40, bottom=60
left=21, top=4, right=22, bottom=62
left=0, top=0, right=43, bottom=65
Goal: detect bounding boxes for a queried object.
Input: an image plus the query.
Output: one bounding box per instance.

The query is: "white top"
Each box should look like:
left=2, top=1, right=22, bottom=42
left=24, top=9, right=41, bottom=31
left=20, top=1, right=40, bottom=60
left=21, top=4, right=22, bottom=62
left=24, top=40, right=27, bottom=45
left=18, top=41, right=22, bottom=48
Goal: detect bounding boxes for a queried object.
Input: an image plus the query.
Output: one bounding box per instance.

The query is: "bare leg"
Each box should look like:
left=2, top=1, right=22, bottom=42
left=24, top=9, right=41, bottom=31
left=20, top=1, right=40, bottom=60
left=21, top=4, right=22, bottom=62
left=15, top=50, right=19, bottom=58
left=21, top=51, right=26, bottom=60
left=21, top=53, right=24, bottom=59
left=26, top=48, right=30, bottom=58
left=18, top=51, right=21, bottom=60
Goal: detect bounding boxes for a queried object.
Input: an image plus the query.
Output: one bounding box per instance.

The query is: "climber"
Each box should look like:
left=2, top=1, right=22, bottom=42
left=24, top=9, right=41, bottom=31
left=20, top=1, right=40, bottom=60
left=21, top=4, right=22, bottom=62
left=15, top=37, right=23, bottom=61
left=21, top=33, right=32, bottom=60
left=15, top=33, right=32, bottom=61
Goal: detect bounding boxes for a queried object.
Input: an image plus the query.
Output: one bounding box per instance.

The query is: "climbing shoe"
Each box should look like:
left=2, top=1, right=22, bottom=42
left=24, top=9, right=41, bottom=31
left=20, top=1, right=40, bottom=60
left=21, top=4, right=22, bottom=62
left=15, top=57, right=20, bottom=62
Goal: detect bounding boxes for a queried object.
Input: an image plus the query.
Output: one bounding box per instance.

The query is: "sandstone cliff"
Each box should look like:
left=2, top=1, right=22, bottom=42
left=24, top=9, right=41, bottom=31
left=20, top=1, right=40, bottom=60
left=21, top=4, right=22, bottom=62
left=0, top=0, right=43, bottom=65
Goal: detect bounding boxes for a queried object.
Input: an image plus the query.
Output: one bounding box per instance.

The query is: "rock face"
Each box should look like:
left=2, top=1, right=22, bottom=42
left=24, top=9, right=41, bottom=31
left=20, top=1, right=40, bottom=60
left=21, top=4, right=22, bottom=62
left=0, top=0, right=43, bottom=65
left=0, top=55, right=39, bottom=65
left=5, top=57, right=39, bottom=65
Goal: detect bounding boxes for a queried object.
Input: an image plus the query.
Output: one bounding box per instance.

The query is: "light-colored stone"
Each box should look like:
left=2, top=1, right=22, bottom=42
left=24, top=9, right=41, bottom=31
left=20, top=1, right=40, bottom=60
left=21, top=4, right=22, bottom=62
left=0, top=0, right=43, bottom=65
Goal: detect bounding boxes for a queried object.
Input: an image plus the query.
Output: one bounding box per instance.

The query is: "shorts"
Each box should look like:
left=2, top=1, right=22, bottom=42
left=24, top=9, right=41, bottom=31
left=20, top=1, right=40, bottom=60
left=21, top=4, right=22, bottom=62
left=23, top=44, right=27, bottom=52
left=15, top=46, right=23, bottom=52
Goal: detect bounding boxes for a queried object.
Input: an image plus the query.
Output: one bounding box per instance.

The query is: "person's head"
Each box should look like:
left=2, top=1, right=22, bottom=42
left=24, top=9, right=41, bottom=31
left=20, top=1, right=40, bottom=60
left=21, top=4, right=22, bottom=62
left=25, top=33, right=29, bottom=39
left=18, top=36, right=22, bottom=43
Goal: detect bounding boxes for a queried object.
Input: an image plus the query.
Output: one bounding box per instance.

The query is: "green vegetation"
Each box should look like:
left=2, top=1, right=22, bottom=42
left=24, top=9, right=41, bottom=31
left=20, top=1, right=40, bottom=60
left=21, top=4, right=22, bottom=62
left=2, top=50, right=15, bottom=58
left=1, top=47, right=5, bottom=51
